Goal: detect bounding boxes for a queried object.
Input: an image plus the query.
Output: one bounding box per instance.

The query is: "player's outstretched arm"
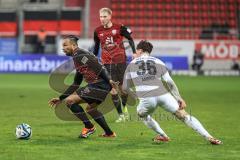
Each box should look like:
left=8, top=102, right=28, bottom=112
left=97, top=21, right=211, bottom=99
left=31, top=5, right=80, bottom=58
left=120, top=25, right=136, bottom=57
left=162, top=72, right=186, bottom=109
left=58, top=72, right=83, bottom=101
left=93, top=31, right=100, bottom=56
left=122, top=65, right=136, bottom=96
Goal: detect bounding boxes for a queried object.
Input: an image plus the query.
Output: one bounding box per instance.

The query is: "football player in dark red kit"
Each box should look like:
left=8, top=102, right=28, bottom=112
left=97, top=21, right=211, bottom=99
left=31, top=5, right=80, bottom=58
left=93, top=7, right=136, bottom=122
left=49, top=35, right=117, bottom=138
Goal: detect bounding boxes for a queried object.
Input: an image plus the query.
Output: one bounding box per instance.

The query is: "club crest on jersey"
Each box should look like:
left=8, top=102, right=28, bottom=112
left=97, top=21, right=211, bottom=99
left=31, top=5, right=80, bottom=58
left=112, top=29, right=117, bottom=35
left=83, top=87, right=90, bottom=93
left=99, top=33, right=104, bottom=37
left=80, top=87, right=90, bottom=95
left=81, top=56, right=88, bottom=64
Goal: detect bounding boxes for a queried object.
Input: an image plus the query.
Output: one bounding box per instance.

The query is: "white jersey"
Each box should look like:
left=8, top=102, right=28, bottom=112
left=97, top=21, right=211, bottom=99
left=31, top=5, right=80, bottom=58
left=122, top=54, right=170, bottom=98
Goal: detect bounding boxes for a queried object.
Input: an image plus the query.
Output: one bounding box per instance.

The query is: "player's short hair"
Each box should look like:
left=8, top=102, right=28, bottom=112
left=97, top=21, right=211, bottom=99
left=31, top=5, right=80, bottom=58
left=99, top=7, right=112, bottom=15
left=136, top=40, right=153, bottom=54
left=63, top=35, right=79, bottom=45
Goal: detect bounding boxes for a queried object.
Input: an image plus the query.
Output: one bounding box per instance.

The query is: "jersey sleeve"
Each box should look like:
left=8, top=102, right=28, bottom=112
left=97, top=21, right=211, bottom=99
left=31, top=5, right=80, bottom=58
left=161, top=71, right=182, bottom=101
left=122, top=64, right=134, bottom=93
left=155, top=59, right=168, bottom=76
left=93, top=30, right=100, bottom=56
left=162, top=71, right=173, bottom=82
left=85, top=54, right=110, bottom=82
left=59, top=71, right=83, bottom=100
left=85, top=54, right=102, bottom=73
left=98, top=66, right=111, bottom=83
left=120, top=25, right=136, bottom=53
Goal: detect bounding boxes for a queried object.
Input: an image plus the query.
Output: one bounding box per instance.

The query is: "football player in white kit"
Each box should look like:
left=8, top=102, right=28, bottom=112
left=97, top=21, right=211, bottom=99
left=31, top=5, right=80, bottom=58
left=122, top=40, right=222, bottom=145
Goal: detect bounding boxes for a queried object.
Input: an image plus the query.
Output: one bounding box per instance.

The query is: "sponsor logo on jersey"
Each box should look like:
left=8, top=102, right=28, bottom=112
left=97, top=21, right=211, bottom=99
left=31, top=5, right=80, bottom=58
left=141, top=74, right=156, bottom=81
left=83, top=87, right=90, bottom=93
left=81, top=56, right=88, bottom=64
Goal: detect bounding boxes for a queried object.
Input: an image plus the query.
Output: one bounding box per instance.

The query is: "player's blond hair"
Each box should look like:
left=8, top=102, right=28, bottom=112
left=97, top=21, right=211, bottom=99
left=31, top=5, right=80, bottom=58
left=99, top=7, right=112, bottom=15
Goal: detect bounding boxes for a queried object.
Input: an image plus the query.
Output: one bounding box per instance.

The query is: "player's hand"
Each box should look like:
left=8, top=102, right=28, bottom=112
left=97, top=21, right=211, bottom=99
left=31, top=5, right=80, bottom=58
left=178, top=99, right=186, bottom=110
left=109, top=80, right=119, bottom=89
left=48, top=97, right=61, bottom=108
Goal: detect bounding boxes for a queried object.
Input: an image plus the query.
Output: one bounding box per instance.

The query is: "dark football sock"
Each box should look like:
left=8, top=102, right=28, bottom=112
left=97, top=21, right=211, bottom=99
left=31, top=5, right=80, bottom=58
left=112, top=94, right=123, bottom=114
left=69, top=103, right=94, bottom=129
left=121, top=94, right=128, bottom=108
left=87, top=108, right=113, bottom=135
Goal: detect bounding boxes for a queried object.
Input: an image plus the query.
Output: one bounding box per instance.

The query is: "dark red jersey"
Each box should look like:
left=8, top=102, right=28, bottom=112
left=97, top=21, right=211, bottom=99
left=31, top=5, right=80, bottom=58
left=73, top=48, right=103, bottom=83
left=58, top=47, right=111, bottom=101
left=94, top=23, right=136, bottom=64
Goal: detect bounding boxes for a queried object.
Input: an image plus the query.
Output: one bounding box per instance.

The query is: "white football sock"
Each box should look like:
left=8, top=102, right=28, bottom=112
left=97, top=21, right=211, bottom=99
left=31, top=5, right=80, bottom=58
left=143, top=115, right=168, bottom=137
left=184, top=115, right=212, bottom=139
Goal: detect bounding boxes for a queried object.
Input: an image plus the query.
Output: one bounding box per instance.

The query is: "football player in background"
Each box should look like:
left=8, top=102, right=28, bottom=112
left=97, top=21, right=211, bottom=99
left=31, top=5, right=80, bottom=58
left=93, top=7, right=136, bottom=122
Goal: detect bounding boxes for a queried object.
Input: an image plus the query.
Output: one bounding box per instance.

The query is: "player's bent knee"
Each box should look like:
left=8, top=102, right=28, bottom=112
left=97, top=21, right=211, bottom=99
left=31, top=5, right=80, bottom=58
left=86, top=104, right=97, bottom=112
left=65, top=94, right=82, bottom=107
left=174, top=109, right=188, bottom=120
left=65, top=98, right=74, bottom=107
left=86, top=105, right=92, bottom=112
left=65, top=96, right=79, bottom=107
left=137, top=110, right=147, bottom=118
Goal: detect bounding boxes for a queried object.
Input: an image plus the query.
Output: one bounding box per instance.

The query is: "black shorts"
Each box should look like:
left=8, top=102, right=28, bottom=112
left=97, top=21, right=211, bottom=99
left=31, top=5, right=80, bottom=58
left=104, top=63, right=127, bottom=84
left=76, top=80, right=111, bottom=105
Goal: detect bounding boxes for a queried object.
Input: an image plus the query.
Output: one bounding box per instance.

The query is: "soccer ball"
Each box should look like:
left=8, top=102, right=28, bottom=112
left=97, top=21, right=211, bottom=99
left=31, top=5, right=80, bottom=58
left=15, top=123, right=32, bottom=139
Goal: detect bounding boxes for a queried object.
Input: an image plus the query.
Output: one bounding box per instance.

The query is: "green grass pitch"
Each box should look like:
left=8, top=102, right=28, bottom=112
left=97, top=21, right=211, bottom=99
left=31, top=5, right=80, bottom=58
left=0, top=74, right=240, bottom=160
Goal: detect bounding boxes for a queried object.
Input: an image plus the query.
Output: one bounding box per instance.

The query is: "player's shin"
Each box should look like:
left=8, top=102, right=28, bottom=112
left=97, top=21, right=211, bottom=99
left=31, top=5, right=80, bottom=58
left=143, top=115, right=168, bottom=138
left=183, top=115, right=212, bottom=139
left=69, top=103, right=94, bottom=129
left=121, top=94, right=129, bottom=119
left=112, top=94, right=123, bottom=114
left=121, top=94, right=128, bottom=108
left=87, top=108, right=114, bottom=135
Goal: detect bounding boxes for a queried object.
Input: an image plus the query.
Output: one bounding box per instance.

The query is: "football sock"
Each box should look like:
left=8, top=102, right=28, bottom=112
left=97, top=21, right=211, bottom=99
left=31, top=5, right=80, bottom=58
left=121, top=94, right=128, bottom=108
left=87, top=108, right=113, bottom=135
left=112, top=94, right=123, bottom=115
left=69, top=103, right=94, bottom=129
left=143, top=115, right=168, bottom=137
left=184, top=115, right=212, bottom=139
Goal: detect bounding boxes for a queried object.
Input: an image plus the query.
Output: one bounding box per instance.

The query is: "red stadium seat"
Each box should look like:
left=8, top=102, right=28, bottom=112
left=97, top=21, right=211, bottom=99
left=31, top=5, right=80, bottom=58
left=65, top=0, right=84, bottom=7
left=110, top=0, right=239, bottom=40
left=0, top=12, right=17, bottom=37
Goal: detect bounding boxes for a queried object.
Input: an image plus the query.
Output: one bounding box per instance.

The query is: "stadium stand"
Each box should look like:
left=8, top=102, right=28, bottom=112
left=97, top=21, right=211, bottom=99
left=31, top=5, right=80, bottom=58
left=0, top=0, right=83, bottom=53
left=59, top=10, right=82, bottom=36
left=23, top=10, right=58, bottom=36
left=0, top=11, right=17, bottom=37
left=23, top=9, right=58, bottom=53
left=64, top=0, right=85, bottom=7
left=110, top=0, right=240, bottom=39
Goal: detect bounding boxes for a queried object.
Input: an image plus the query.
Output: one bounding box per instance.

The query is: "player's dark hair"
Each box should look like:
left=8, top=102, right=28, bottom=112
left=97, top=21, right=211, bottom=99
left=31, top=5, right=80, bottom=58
left=136, top=40, right=153, bottom=54
left=64, top=35, right=79, bottom=45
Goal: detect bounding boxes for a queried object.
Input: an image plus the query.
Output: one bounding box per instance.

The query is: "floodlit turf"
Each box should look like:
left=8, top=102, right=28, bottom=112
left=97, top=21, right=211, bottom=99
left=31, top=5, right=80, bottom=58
left=0, top=74, right=240, bottom=160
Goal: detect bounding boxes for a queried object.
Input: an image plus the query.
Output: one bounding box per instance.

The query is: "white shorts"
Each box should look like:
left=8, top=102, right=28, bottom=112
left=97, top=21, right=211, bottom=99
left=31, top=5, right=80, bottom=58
left=137, top=93, right=179, bottom=117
